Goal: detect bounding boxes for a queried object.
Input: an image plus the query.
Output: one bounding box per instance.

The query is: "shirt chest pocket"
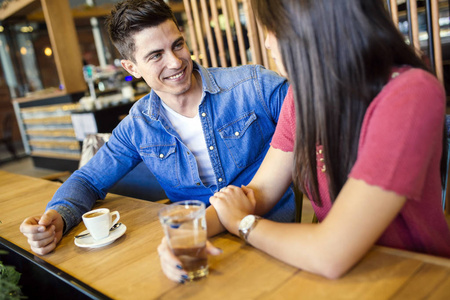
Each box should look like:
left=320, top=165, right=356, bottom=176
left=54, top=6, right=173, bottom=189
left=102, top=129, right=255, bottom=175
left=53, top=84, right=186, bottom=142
left=218, top=112, right=265, bottom=169
left=139, top=144, right=180, bottom=187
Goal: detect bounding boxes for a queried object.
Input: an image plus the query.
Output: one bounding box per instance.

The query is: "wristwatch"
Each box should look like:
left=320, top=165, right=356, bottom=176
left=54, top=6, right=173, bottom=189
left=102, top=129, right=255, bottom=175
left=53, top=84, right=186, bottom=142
left=238, top=215, right=262, bottom=242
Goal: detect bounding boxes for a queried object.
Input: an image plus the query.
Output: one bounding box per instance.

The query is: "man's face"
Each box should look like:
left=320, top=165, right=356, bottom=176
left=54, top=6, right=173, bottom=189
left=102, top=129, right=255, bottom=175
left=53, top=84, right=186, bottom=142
left=121, top=20, right=194, bottom=100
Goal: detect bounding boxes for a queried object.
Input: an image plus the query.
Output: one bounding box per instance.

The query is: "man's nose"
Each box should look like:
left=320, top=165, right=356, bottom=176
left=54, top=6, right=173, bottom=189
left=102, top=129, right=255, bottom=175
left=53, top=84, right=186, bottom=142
left=167, top=51, right=182, bottom=68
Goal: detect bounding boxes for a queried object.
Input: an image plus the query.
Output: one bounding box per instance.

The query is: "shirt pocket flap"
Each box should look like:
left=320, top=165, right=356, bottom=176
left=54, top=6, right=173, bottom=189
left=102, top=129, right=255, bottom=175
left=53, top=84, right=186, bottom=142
left=140, top=144, right=176, bottom=160
left=218, top=112, right=257, bottom=139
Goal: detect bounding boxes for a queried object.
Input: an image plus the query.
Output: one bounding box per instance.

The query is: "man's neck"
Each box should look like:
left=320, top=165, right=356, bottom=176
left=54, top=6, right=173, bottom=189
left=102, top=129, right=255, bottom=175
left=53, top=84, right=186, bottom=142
left=160, top=71, right=203, bottom=118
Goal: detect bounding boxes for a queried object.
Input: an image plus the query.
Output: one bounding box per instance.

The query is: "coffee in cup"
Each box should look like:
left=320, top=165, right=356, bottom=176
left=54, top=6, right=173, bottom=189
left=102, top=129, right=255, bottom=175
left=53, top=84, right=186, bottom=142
left=82, top=208, right=120, bottom=240
left=84, top=211, right=105, bottom=218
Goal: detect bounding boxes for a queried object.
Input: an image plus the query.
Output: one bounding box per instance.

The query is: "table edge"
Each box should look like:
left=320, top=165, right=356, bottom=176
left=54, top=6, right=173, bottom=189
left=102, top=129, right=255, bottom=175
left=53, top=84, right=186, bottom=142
left=0, top=237, right=112, bottom=300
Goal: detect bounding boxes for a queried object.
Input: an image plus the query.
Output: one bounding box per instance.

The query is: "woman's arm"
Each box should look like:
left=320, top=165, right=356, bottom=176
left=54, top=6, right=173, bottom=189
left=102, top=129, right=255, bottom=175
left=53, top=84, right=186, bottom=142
left=205, top=147, right=294, bottom=236
left=210, top=147, right=294, bottom=233
left=215, top=177, right=406, bottom=279
left=247, top=147, right=295, bottom=215
left=205, top=206, right=226, bottom=237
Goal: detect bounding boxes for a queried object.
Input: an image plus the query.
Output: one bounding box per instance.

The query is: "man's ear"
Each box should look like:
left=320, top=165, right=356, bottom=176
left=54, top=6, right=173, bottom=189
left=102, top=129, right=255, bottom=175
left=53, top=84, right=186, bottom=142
left=121, top=59, right=142, bottom=78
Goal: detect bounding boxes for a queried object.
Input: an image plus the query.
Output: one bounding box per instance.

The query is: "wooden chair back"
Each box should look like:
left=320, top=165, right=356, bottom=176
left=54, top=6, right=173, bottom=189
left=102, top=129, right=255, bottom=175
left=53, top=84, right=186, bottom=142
left=386, top=0, right=444, bottom=82
left=181, top=0, right=273, bottom=70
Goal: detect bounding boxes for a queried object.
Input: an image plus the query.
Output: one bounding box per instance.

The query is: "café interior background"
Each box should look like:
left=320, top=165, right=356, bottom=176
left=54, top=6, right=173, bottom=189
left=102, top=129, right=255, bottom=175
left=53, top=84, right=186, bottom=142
left=0, top=0, right=449, bottom=168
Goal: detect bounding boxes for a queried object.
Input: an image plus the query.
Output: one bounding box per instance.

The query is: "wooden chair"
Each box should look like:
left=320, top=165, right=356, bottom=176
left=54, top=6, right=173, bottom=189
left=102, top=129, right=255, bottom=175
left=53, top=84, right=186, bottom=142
left=182, top=0, right=269, bottom=69
left=80, top=134, right=168, bottom=203
left=293, top=186, right=318, bottom=224
left=386, top=0, right=444, bottom=83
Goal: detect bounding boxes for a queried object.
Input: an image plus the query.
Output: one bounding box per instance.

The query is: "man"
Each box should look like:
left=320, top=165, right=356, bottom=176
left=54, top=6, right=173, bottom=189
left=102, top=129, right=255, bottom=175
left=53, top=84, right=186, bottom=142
left=20, top=0, right=294, bottom=255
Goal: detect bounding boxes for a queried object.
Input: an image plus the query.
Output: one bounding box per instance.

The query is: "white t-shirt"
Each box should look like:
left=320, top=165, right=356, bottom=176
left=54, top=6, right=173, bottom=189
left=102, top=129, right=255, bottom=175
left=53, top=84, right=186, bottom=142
left=161, top=101, right=216, bottom=186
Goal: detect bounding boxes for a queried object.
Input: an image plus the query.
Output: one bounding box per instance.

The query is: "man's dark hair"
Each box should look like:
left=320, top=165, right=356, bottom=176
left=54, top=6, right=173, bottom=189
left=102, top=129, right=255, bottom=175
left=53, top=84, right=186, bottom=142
left=106, top=0, right=179, bottom=62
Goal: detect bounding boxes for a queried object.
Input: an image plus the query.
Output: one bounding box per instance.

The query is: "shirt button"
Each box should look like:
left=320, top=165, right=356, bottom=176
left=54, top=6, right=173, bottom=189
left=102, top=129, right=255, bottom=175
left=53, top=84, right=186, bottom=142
left=209, top=146, right=214, bottom=150
left=159, top=154, right=164, bottom=158
left=187, top=151, right=190, bottom=155
left=218, top=178, right=223, bottom=182
left=196, top=182, right=201, bottom=186
left=201, top=112, right=206, bottom=117
left=234, top=131, right=240, bottom=136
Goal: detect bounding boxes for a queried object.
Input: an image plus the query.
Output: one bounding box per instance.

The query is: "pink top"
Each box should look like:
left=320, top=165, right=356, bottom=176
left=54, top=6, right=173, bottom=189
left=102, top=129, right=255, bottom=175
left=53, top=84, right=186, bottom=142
left=271, top=68, right=450, bottom=258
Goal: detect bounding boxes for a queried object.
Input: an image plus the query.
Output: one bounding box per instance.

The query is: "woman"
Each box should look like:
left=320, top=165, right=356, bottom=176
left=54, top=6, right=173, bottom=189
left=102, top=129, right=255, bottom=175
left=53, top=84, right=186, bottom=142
left=158, top=0, right=450, bottom=282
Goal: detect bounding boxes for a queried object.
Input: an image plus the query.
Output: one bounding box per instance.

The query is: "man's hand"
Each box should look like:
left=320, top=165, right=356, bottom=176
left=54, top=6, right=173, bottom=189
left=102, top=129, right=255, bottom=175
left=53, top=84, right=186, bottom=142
left=19, top=209, right=64, bottom=255
left=209, top=185, right=257, bottom=236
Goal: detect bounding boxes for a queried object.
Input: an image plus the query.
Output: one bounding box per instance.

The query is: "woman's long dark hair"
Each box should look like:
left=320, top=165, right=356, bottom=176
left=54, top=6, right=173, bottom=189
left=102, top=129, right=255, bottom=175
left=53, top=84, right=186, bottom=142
left=252, top=0, right=441, bottom=206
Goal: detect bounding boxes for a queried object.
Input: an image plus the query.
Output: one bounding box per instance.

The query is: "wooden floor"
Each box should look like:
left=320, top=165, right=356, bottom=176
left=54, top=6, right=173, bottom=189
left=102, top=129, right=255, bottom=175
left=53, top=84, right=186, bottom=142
left=0, top=155, right=65, bottom=178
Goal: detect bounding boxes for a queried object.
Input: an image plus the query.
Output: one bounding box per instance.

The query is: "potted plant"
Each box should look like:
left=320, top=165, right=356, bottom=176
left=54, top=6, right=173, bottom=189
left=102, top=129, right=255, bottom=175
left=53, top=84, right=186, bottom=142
left=0, top=250, right=25, bottom=299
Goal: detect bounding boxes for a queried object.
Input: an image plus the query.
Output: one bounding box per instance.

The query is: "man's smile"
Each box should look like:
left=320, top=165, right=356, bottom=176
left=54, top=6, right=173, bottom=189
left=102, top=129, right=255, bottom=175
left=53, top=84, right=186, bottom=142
left=165, top=68, right=186, bottom=80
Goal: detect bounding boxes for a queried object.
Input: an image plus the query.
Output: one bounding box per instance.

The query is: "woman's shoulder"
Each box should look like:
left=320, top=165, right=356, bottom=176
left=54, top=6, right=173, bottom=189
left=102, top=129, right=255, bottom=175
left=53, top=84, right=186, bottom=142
left=388, top=67, right=444, bottom=97
left=373, top=67, right=445, bottom=112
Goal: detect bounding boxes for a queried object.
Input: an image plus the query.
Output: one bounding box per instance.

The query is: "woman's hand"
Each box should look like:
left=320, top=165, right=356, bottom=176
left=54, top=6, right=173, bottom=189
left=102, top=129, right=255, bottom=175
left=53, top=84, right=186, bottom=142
left=157, top=237, right=222, bottom=283
left=209, top=185, right=257, bottom=236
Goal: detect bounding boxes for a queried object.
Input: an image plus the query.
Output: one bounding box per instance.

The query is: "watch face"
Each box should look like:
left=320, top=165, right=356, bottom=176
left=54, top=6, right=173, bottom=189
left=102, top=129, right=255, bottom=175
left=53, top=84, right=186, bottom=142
left=240, top=215, right=256, bottom=230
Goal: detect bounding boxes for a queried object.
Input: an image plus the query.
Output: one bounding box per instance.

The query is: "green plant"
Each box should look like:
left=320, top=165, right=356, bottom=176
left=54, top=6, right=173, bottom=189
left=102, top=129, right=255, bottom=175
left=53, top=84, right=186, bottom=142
left=0, top=250, right=25, bottom=300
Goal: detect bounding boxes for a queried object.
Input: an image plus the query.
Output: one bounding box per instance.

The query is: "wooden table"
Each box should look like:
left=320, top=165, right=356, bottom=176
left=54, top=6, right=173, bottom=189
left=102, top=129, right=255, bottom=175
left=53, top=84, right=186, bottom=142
left=1, top=171, right=449, bottom=299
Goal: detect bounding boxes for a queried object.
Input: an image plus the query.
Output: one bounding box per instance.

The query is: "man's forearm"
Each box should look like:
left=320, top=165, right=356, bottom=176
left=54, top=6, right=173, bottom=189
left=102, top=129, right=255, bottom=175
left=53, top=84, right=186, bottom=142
left=206, top=205, right=226, bottom=237
left=46, top=175, right=101, bottom=233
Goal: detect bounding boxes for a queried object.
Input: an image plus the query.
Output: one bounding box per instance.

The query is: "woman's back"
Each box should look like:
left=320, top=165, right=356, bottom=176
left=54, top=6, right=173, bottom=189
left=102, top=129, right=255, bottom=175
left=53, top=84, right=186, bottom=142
left=272, top=67, right=450, bottom=257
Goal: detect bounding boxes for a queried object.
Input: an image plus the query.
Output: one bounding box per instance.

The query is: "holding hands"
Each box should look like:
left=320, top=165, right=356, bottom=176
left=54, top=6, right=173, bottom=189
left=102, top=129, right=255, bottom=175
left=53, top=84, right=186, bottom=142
left=19, top=209, right=64, bottom=255
left=209, top=185, right=257, bottom=236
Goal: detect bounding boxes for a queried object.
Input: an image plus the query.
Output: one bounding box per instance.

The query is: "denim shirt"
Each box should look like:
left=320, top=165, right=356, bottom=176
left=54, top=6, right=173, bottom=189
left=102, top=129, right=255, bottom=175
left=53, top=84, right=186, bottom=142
left=47, top=62, right=295, bottom=232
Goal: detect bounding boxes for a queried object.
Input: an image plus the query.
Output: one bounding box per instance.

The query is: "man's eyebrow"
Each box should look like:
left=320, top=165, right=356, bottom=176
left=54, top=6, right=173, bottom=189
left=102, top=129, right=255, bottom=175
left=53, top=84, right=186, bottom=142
left=143, top=48, right=163, bottom=61
left=142, top=37, right=185, bottom=61
left=172, top=36, right=185, bottom=47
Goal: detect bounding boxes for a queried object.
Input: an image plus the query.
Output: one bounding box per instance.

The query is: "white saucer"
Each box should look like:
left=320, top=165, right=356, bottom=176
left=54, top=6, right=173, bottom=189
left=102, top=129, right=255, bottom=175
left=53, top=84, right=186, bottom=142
left=74, top=224, right=127, bottom=248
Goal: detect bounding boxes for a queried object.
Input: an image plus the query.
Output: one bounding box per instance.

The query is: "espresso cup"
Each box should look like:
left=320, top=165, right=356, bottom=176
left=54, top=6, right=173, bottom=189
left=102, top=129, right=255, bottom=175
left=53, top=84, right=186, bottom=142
left=82, top=208, right=120, bottom=240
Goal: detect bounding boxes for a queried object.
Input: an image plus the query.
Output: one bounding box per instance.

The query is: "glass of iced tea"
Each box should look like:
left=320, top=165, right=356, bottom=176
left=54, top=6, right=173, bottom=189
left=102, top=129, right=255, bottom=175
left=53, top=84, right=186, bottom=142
left=158, top=200, right=208, bottom=281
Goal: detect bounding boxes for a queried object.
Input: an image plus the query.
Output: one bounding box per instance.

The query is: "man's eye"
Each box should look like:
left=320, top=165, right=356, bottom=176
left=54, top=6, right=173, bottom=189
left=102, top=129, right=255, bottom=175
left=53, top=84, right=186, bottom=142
left=150, top=53, right=161, bottom=60
left=175, top=42, right=184, bottom=50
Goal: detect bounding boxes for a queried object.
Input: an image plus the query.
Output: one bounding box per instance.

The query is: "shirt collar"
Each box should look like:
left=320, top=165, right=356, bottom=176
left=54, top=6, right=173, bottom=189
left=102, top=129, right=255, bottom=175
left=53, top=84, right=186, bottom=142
left=194, top=61, right=220, bottom=95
